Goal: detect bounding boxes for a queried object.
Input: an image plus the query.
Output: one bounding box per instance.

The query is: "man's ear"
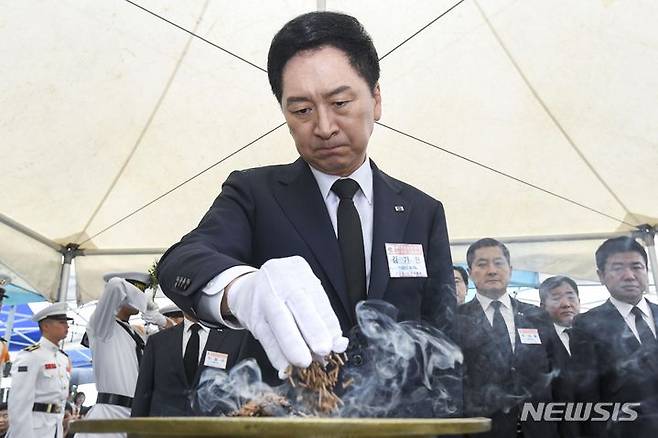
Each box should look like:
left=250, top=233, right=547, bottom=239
left=373, top=83, right=382, bottom=121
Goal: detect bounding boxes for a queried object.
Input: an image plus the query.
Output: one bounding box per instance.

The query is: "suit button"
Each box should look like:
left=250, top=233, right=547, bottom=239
left=510, top=367, right=516, bottom=373
left=351, top=354, right=363, bottom=366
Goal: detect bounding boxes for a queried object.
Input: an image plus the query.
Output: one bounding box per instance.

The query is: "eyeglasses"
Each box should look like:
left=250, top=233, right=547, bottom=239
left=125, top=279, right=148, bottom=292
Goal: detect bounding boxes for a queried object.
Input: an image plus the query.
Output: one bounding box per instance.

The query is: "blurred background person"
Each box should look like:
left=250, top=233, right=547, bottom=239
left=457, top=238, right=557, bottom=438
left=71, top=391, right=88, bottom=418
left=78, top=272, right=162, bottom=438
left=0, top=402, right=7, bottom=438
left=453, top=265, right=469, bottom=304
left=571, top=236, right=658, bottom=438
left=132, top=313, right=253, bottom=417
left=159, top=304, right=184, bottom=326
left=539, top=275, right=580, bottom=438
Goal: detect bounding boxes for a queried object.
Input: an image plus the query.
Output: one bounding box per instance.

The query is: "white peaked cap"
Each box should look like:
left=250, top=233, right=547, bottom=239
left=32, top=302, right=73, bottom=322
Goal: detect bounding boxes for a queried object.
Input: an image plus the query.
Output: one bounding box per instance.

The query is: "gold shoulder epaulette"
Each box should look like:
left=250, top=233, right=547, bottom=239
left=24, top=343, right=40, bottom=352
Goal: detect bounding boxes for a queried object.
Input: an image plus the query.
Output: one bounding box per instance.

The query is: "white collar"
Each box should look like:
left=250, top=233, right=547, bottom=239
left=184, top=318, right=207, bottom=333
left=476, top=291, right=512, bottom=311
left=553, top=323, right=570, bottom=334
left=308, top=157, right=373, bottom=205
left=610, top=295, right=651, bottom=318
left=40, top=336, right=59, bottom=351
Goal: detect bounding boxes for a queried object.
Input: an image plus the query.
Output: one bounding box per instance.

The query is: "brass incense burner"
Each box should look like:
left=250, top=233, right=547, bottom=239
left=71, top=417, right=491, bottom=437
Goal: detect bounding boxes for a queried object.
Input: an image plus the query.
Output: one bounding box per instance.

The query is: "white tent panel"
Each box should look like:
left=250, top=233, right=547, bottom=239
left=1, top=0, right=656, bottom=301
left=0, top=222, right=61, bottom=299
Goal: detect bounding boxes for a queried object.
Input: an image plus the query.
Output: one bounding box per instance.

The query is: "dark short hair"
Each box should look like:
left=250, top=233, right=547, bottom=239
left=267, top=11, right=380, bottom=103
left=466, top=238, right=511, bottom=268
left=538, top=276, right=579, bottom=304
left=595, top=236, right=648, bottom=272
left=453, top=265, right=468, bottom=284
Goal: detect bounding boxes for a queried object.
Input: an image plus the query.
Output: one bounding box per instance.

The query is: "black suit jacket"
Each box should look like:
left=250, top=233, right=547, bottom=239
left=131, top=324, right=270, bottom=417
left=158, top=157, right=455, bottom=342
left=457, top=297, right=558, bottom=438
left=570, top=299, right=658, bottom=437
left=544, top=326, right=579, bottom=438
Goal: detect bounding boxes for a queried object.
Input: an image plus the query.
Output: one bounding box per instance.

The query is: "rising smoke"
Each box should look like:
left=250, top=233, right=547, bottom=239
left=193, top=300, right=463, bottom=417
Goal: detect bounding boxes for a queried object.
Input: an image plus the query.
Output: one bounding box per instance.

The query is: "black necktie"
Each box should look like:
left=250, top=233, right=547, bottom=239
left=184, top=324, right=201, bottom=384
left=491, top=300, right=513, bottom=362
left=331, top=178, right=367, bottom=317
left=631, top=306, right=656, bottom=346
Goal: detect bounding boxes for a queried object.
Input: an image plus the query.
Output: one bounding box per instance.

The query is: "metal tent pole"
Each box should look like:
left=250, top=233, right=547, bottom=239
left=57, top=245, right=79, bottom=302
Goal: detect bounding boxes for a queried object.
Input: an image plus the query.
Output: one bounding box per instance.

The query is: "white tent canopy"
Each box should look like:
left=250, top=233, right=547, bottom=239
left=2, top=0, right=657, bottom=302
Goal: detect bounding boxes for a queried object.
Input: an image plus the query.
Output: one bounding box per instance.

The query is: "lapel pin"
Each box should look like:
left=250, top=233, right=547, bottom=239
left=394, top=205, right=404, bottom=212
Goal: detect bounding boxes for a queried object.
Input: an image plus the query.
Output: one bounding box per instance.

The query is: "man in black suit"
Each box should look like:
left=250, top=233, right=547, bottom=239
left=131, top=314, right=272, bottom=416
left=457, top=238, right=557, bottom=438
left=157, top=11, right=455, bottom=382
left=539, top=275, right=581, bottom=438
left=570, top=236, right=658, bottom=437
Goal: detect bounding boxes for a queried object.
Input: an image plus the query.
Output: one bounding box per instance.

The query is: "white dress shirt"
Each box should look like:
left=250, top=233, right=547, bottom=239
left=475, top=292, right=516, bottom=352
left=182, top=318, right=210, bottom=362
left=197, top=158, right=375, bottom=327
left=553, top=323, right=571, bottom=355
left=308, top=158, right=373, bottom=288
left=609, top=296, right=657, bottom=342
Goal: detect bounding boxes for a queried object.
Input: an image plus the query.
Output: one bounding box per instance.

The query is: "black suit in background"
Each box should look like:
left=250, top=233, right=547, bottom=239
left=457, top=297, right=558, bottom=438
left=544, top=327, right=578, bottom=438
left=131, top=324, right=275, bottom=417
left=570, top=299, right=658, bottom=438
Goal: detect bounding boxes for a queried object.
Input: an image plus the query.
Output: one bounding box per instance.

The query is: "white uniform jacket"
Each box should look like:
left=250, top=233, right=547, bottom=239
left=6, top=337, right=70, bottom=438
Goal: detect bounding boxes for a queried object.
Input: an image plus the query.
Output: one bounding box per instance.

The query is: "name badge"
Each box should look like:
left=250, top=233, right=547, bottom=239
left=385, top=243, right=428, bottom=278
left=204, top=351, right=228, bottom=369
left=518, top=328, right=542, bottom=344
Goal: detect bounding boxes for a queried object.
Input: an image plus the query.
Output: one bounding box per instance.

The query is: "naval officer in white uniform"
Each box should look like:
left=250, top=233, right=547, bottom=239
left=7, top=302, right=72, bottom=438
left=77, top=272, right=154, bottom=438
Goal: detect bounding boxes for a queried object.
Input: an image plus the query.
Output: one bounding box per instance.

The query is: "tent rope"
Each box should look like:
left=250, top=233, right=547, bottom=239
left=76, top=0, right=213, bottom=245
left=473, top=0, right=641, bottom=225
left=78, top=122, right=286, bottom=246
left=375, top=121, right=636, bottom=228
left=379, top=0, right=467, bottom=61
left=124, top=0, right=267, bottom=73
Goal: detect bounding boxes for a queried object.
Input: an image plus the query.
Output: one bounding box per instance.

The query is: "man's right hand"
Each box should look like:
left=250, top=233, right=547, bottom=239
left=225, top=256, right=348, bottom=379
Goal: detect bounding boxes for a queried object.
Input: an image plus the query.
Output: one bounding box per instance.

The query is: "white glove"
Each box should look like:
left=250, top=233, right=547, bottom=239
left=227, top=256, right=348, bottom=379
left=142, top=309, right=167, bottom=329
